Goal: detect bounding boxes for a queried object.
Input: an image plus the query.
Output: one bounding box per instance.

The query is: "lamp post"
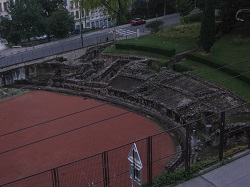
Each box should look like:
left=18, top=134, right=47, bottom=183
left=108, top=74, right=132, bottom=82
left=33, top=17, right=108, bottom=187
left=146, top=0, right=149, bottom=18
left=79, top=6, right=83, bottom=47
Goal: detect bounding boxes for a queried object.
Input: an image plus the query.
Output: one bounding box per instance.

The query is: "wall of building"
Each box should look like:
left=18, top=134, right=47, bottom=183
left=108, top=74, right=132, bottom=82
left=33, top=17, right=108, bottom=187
left=65, top=0, right=112, bottom=30
left=0, top=0, right=10, bottom=18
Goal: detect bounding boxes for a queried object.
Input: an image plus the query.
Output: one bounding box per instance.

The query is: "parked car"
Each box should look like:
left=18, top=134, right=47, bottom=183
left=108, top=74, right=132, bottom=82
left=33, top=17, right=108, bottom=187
left=36, top=34, right=48, bottom=40
left=130, top=18, right=146, bottom=26
left=71, top=29, right=80, bottom=35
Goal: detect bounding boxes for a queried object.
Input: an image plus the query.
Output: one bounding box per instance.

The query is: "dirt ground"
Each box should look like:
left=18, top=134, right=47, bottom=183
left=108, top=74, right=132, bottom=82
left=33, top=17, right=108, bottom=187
left=0, top=90, right=174, bottom=186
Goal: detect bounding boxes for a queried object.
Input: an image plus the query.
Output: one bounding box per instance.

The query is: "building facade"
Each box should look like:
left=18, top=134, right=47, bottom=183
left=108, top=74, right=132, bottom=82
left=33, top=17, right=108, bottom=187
left=65, top=0, right=112, bottom=30
left=0, top=0, right=9, bottom=18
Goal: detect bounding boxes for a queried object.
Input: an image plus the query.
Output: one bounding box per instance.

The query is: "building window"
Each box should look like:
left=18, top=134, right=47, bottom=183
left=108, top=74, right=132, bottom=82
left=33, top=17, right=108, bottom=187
left=95, top=10, right=98, bottom=17
left=75, top=3, right=78, bottom=8
left=71, top=12, right=74, bottom=17
left=0, top=3, right=2, bottom=12
left=86, top=10, right=89, bottom=17
left=3, top=2, right=7, bottom=11
left=70, top=1, right=73, bottom=9
left=81, top=10, right=84, bottom=18
left=76, top=11, right=79, bottom=19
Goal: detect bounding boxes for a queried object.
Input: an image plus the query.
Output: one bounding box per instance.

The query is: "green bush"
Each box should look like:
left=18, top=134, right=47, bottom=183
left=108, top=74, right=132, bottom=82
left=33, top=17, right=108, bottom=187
left=173, top=62, right=191, bottom=72
left=145, top=20, right=164, bottom=33
left=115, top=43, right=176, bottom=57
left=149, top=146, right=247, bottom=187
left=161, top=60, right=170, bottom=67
left=152, top=159, right=217, bottom=186
left=181, top=12, right=203, bottom=24
left=186, top=53, right=250, bottom=85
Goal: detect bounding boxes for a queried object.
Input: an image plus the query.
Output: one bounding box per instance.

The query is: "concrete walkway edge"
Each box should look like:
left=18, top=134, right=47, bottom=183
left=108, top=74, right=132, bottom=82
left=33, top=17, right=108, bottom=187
left=175, top=149, right=250, bottom=187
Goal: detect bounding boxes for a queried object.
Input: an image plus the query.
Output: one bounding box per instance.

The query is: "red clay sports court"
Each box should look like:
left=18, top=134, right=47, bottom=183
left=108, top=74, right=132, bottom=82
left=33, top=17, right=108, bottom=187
left=0, top=91, right=174, bottom=186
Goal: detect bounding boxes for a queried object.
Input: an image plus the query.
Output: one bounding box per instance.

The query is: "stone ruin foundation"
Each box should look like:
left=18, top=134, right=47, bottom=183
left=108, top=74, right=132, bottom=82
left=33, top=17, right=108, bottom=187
left=12, top=46, right=250, bottom=171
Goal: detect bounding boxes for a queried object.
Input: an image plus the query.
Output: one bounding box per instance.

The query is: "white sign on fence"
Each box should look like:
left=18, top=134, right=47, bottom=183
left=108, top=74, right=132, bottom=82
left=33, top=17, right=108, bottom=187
left=128, top=143, right=143, bottom=186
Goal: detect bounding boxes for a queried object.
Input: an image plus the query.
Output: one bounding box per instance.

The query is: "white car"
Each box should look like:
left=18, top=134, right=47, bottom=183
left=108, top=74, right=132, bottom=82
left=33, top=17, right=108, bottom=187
left=36, top=34, right=48, bottom=40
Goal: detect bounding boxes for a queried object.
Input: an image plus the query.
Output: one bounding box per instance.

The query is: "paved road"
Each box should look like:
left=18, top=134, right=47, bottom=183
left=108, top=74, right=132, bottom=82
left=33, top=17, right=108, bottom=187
left=176, top=150, right=250, bottom=187
left=0, top=13, right=180, bottom=57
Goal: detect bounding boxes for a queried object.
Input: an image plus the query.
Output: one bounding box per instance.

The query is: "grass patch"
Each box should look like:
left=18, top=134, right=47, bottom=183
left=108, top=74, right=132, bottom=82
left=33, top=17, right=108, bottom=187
left=210, top=28, right=250, bottom=64
left=177, top=60, right=250, bottom=101
left=159, top=23, right=200, bottom=39
left=104, top=45, right=170, bottom=64
left=229, top=116, right=250, bottom=123
left=0, top=88, right=28, bottom=101
left=114, top=23, right=200, bottom=53
left=192, top=27, right=250, bottom=80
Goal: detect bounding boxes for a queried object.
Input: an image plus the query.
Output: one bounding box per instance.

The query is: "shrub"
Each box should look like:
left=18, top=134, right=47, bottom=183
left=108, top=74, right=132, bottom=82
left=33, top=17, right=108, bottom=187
left=145, top=20, right=164, bottom=33
left=181, top=12, right=203, bottom=24
left=173, top=62, right=191, bottom=72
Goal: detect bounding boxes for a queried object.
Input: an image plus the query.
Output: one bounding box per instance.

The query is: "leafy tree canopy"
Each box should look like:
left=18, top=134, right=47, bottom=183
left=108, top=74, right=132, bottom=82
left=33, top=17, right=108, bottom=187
left=3, top=0, right=74, bottom=44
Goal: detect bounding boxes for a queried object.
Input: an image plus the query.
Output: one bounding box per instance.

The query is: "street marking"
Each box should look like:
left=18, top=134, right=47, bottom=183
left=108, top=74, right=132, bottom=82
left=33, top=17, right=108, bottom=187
left=109, top=29, right=136, bottom=36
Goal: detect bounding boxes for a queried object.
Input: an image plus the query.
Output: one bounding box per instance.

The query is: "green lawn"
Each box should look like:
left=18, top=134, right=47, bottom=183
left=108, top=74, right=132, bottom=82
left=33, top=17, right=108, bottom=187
left=179, top=60, right=250, bottom=100
left=104, top=46, right=170, bottom=64
left=109, top=23, right=200, bottom=53
left=195, top=29, right=250, bottom=79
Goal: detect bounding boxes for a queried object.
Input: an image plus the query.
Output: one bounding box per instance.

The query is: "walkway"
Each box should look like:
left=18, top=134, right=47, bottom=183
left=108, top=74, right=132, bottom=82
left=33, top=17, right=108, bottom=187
left=176, top=150, right=250, bottom=187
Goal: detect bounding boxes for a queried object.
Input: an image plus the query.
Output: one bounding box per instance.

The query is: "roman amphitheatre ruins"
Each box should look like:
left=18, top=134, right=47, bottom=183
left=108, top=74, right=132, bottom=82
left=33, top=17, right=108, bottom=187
left=0, top=43, right=250, bottom=185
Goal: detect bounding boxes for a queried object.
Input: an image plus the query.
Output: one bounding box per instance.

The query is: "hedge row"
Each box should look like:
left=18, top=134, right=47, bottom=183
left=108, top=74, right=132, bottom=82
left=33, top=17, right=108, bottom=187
left=115, top=43, right=176, bottom=57
left=186, top=53, right=250, bottom=85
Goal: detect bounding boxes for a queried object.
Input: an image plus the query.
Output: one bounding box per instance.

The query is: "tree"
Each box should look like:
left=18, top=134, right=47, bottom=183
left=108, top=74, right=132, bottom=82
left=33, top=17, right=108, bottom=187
left=131, top=0, right=147, bottom=18
left=103, top=0, right=128, bottom=25
left=176, top=0, right=193, bottom=16
left=0, top=16, right=12, bottom=39
left=38, top=0, right=64, bottom=17
left=200, top=0, right=215, bottom=53
left=47, top=5, right=74, bottom=38
left=3, top=0, right=74, bottom=44
left=7, top=0, right=45, bottom=43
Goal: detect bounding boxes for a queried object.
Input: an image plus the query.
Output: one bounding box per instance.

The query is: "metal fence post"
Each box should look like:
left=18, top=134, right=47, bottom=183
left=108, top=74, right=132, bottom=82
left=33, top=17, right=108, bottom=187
left=147, top=136, right=153, bottom=186
left=51, top=168, right=60, bottom=187
left=102, top=151, right=110, bottom=187
left=219, top=112, right=225, bottom=161
left=247, top=129, right=250, bottom=148
left=185, top=123, right=191, bottom=173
